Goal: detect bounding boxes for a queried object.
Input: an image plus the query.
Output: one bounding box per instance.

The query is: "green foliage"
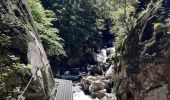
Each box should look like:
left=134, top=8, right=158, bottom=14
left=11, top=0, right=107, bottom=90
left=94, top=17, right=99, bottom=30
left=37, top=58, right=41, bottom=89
left=115, top=36, right=125, bottom=53
left=110, top=0, right=138, bottom=35
left=167, top=23, right=170, bottom=34
left=0, top=34, right=11, bottom=47
left=28, top=0, right=65, bottom=57
left=13, top=63, right=32, bottom=76
left=6, top=87, right=23, bottom=100
left=106, top=0, right=138, bottom=62
left=0, top=61, right=32, bottom=99
left=41, top=0, right=116, bottom=58
left=153, top=23, right=166, bottom=32
left=153, top=22, right=170, bottom=35
left=0, top=34, right=31, bottom=99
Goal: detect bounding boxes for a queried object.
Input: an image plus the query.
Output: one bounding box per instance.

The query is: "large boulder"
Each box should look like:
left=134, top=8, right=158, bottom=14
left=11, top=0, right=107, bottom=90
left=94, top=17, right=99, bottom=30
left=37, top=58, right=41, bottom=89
left=105, top=65, right=114, bottom=79
left=89, top=80, right=106, bottom=92
left=81, top=76, right=97, bottom=91
left=81, top=76, right=113, bottom=98
left=89, top=65, right=104, bottom=76
left=100, top=63, right=110, bottom=72
left=91, top=89, right=107, bottom=98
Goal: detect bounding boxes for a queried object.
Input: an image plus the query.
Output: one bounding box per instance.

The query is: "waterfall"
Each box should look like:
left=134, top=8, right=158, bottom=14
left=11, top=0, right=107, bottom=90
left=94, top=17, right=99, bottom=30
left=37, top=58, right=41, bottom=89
left=73, top=46, right=117, bottom=100
left=97, top=49, right=107, bottom=63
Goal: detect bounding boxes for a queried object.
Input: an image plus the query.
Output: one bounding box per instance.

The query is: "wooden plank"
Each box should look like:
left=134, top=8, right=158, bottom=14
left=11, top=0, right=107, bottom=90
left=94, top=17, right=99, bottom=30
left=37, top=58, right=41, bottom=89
left=54, top=79, right=73, bottom=100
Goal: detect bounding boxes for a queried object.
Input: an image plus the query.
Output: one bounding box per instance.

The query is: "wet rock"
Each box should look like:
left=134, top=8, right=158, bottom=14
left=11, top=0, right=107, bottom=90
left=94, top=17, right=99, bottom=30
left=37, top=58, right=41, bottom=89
left=89, top=65, right=104, bottom=76
left=81, top=76, right=95, bottom=91
left=73, top=85, right=82, bottom=93
left=81, top=76, right=91, bottom=91
left=95, top=98, right=100, bottom=100
left=102, top=80, right=111, bottom=92
left=81, top=75, right=114, bottom=99
left=94, top=93, right=117, bottom=100
left=89, top=80, right=106, bottom=92
left=91, top=89, right=106, bottom=98
left=106, top=47, right=115, bottom=57
left=101, top=96, right=108, bottom=100
left=81, top=76, right=97, bottom=84
left=105, top=65, right=114, bottom=79
left=105, top=93, right=117, bottom=100
left=82, top=83, right=89, bottom=91
left=100, top=63, right=110, bottom=72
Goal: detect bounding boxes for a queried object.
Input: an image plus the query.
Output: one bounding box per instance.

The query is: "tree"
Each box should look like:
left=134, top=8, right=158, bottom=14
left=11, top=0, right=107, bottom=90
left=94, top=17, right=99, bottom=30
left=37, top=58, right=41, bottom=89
left=28, top=0, right=65, bottom=58
left=40, top=0, right=116, bottom=59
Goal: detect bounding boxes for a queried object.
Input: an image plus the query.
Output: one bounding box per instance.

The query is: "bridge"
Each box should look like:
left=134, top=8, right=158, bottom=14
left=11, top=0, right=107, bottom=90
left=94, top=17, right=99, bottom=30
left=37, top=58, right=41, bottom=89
left=55, top=79, right=73, bottom=100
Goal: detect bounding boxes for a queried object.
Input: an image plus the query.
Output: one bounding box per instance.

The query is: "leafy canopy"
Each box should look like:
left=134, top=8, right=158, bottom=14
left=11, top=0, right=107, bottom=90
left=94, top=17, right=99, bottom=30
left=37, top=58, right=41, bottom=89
left=28, top=0, right=65, bottom=57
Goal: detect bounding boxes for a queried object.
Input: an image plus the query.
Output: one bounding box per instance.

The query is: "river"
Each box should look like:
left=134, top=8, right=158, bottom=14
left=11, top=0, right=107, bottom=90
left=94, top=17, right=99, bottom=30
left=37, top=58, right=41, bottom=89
left=72, top=46, right=117, bottom=100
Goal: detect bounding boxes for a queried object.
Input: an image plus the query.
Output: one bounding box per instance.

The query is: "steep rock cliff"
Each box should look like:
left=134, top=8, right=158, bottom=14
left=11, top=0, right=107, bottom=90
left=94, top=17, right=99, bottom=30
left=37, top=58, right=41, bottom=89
left=0, top=0, right=56, bottom=99
left=114, top=0, right=170, bottom=100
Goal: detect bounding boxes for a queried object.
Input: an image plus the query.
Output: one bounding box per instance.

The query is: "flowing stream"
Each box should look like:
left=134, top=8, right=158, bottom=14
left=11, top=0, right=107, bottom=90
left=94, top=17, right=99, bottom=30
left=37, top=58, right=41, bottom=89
left=73, top=85, right=94, bottom=100
left=73, top=46, right=116, bottom=100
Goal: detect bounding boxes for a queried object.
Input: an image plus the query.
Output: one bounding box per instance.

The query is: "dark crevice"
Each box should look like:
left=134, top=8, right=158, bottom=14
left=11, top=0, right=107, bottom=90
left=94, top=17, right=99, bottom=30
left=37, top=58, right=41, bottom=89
left=141, top=17, right=157, bottom=42
left=10, top=48, right=28, bottom=64
left=14, top=9, right=21, bottom=17
left=155, top=32, right=164, bottom=41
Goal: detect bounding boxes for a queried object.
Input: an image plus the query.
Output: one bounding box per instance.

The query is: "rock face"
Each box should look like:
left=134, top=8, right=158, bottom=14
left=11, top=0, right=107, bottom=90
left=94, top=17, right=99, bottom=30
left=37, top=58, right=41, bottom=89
left=105, top=65, right=114, bottom=79
left=81, top=76, right=114, bottom=99
left=114, top=1, right=170, bottom=100
left=0, top=0, right=56, bottom=99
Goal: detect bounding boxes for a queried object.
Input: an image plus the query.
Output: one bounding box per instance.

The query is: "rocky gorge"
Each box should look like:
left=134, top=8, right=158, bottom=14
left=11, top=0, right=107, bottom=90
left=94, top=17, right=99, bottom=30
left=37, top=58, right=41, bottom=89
left=58, top=33, right=117, bottom=100
left=1, top=0, right=170, bottom=100
left=72, top=47, right=117, bottom=100
left=59, top=1, right=170, bottom=100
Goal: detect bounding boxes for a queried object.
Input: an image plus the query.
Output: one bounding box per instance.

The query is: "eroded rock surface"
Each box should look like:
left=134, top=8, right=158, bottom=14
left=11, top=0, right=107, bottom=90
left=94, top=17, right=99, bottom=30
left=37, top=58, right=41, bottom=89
left=0, top=0, right=56, bottom=99
left=81, top=76, right=114, bottom=99
left=114, top=0, right=170, bottom=100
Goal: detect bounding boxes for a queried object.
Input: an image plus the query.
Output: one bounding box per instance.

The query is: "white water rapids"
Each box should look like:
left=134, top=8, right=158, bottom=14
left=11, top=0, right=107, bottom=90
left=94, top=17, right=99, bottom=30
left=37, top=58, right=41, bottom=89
left=73, top=91, right=93, bottom=100
left=73, top=47, right=116, bottom=100
left=73, top=85, right=94, bottom=100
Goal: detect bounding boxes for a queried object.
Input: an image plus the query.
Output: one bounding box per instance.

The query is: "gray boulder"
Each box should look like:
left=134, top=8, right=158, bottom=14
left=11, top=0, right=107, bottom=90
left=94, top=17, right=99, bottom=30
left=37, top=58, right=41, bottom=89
left=91, top=89, right=106, bottom=98
left=89, top=65, right=104, bottom=76
left=105, top=65, right=114, bottom=79
left=89, top=80, right=106, bottom=92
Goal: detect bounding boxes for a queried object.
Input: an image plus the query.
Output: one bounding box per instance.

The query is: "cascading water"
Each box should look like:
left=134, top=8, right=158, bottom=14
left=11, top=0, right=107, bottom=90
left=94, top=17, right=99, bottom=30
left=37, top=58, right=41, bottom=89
left=97, top=49, right=107, bottom=63
left=73, top=85, right=93, bottom=100
left=73, top=46, right=117, bottom=100
left=73, top=33, right=116, bottom=100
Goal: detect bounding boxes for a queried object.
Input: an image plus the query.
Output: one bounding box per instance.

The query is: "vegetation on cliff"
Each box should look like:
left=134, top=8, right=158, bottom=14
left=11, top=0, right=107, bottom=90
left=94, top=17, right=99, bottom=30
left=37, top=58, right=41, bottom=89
left=0, top=0, right=170, bottom=99
left=28, top=0, right=65, bottom=58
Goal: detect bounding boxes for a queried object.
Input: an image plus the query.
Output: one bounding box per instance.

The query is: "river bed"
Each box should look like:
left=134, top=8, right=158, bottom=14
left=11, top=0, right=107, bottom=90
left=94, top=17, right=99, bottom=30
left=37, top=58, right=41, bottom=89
left=73, top=85, right=94, bottom=100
